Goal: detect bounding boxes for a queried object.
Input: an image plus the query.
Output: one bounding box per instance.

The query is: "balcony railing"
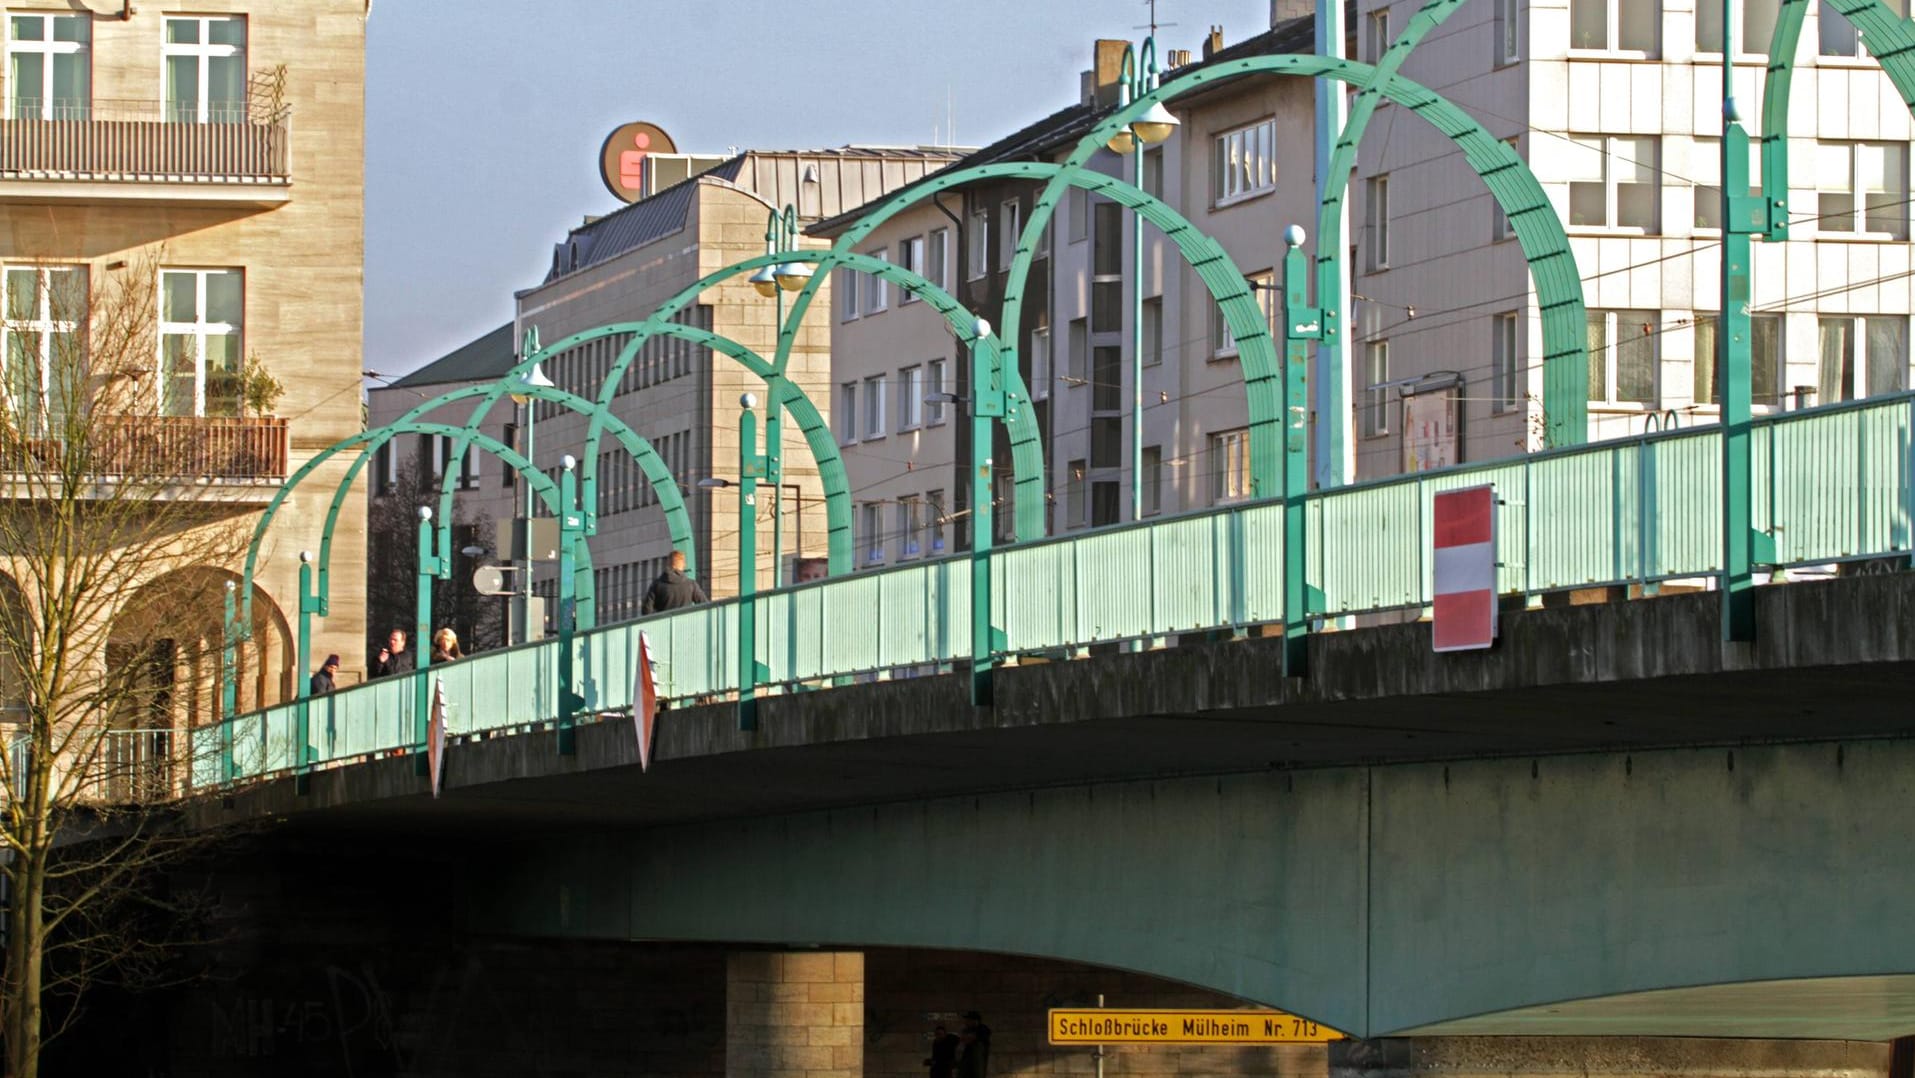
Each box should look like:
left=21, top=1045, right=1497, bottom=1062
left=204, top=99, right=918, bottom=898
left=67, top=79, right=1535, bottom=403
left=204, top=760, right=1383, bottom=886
left=1, top=98, right=289, bottom=184
left=3, top=415, right=289, bottom=483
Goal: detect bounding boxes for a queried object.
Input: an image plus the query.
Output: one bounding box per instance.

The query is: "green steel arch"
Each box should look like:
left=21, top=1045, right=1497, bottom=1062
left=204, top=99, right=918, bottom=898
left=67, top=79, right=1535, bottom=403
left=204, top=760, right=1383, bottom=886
left=566, top=250, right=1034, bottom=562
left=999, top=54, right=1590, bottom=457
left=774, top=162, right=1291, bottom=527
left=237, top=422, right=586, bottom=631
left=1760, top=0, right=1915, bottom=239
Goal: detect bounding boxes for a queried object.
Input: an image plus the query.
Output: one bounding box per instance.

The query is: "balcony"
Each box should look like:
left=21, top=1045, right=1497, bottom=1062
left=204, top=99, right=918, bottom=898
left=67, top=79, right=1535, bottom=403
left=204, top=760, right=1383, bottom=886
left=2, top=415, right=288, bottom=500
left=0, top=100, right=291, bottom=209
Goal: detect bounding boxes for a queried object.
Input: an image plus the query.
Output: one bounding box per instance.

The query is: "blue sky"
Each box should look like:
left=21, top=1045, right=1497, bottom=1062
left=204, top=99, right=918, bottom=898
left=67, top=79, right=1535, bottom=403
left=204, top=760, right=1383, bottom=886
left=363, top=0, right=1277, bottom=377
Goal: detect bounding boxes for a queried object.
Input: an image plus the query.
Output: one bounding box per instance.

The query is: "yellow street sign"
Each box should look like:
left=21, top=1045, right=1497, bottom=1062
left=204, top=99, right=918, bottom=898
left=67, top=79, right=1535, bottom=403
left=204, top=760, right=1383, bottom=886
left=1047, top=1009, right=1344, bottom=1045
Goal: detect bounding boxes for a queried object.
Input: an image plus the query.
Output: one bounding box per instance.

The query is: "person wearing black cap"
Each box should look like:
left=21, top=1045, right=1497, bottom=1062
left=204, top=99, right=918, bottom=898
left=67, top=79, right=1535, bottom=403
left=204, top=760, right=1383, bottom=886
left=957, top=1011, right=991, bottom=1078
left=310, top=654, right=340, bottom=695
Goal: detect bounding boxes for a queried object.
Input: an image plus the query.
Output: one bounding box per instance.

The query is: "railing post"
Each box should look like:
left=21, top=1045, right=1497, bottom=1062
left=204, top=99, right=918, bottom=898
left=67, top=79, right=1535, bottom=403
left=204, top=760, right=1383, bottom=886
left=1281, top=228, right=1324, bottom=678
left=220, top=581, right=237, bottom=784
left=557, top=456, right=586, bottom=753
left=413, top=506, right=441, bottom=776
left=295, top=552, right=316, bottom=794
left=969, top=320, right=1005, bottom=707
left=736, top=400, right=765, bottom=730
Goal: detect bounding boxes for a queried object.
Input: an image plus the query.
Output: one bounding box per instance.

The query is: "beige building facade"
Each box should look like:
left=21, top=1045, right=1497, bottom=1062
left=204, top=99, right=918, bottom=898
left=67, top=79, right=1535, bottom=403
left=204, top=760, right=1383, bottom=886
left=1, top=1, right=369, bottom=719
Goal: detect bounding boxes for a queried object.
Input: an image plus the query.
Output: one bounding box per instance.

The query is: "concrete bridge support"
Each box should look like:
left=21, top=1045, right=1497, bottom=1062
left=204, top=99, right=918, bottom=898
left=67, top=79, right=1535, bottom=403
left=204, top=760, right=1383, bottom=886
left=728, top=951, right=865, bottom=1078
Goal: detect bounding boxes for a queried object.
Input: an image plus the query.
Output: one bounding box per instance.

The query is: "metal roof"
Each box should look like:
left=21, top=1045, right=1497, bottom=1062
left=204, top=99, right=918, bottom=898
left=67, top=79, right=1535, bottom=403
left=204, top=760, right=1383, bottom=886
left=389, top=322, right=518, bottom=388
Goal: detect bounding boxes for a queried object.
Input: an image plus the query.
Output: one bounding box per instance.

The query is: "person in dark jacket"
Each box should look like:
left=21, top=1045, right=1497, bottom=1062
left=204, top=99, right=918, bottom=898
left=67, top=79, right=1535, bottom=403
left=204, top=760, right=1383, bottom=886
left=643, top=550, right=708, bottom=614
left=372, top=629, right=412, bottom=678
left=957, top=1012, right=991, bottom=1078
left=925, top=1024, right=960, bottom=1078
left=310, top=654, right=340, bottom=695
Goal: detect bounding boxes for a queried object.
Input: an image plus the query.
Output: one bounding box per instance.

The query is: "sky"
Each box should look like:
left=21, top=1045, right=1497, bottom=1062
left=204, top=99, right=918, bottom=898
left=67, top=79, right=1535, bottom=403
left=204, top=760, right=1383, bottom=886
left=363, top=0, right=1278, bottom=378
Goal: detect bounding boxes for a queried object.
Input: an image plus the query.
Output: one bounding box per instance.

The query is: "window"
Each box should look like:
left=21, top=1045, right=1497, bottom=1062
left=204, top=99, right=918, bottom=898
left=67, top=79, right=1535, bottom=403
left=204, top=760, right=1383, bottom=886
left=1031, top=323, right=1052, bottom=399
left=1495, top=0, right=1521, bottom=63
left=1142, top=446, right=1162, bottom=516
left=1214, top=271, right=1275, bottom=358
left=6, top=13, right=89, bottom=120
left=1698, top=0, right=1779, bottom=51
left=927, top=490, right=948, bottom=553
left=1091, top=482, right=1121, bottom=527
left=898, top=365, right=923, bottom=430
left=898, top=496, right=922, bottom=557
left=1142, top=297, right=1163, bottom=367
left=863, top=374, right=886, bottom=438
left=1818, top=316, right=1908, bottom=402
left=1818, top=0, right=1904, bottom=53
left=1586, top=309, right=1660, bottom=406
left=163, top=16, right=247, bottom=124
left=1091, top=202, right=1123, bottom=333
left=1091, top=416, right=1122, bottom=468
left=1570, top=0, right=1659, bottom=52
left=1694, top=313, right=1782, bottom=406
left=1816, top=142, right=1907, bottom=239
left=1069, top=186, right=1089, bottom=243
left=1494, top=138, right=1522, bottom=239
left=1213, top=119, right=1279, bottom=204
left=1567, top=135, right=1659, bottom=231
left=861, top=502, right=884, bottom=565
left=1143, top=148, right=1164, bottom=199
left=1210, top=429, right=1250, bottom=504
left=375, top=443, right=396, bottom=495
left=838, top=268, right=860, bottom=322
left=1366, top=175, right=1390, bottom=269
left=1492, top=312, right=1522, bottom=413
left=1068, top=318, right=1089, bottom=382
left=159, top=269, right=243, bottom=417
left=967, top=209, right=989, bottom=280
left=1066, top=460, right=1087, bottom=528
left=927, top=228, right=949, bottom=291
left=1693, top=136, right=1762, bottom=231
left=1364, top=9, right=1391, bottom=62
left=866, top=248, right=889, bottom=314
left=838, top=381, right=857, bottom=443
left=501, top=423, right=518, bottom=487
left=1, top=265, right=84, bottom=435
left=999, top=200, right=1022, bottom=271
left=1362, top=341, right=1391, bottom=436
left=927, top=358, right=948, bottom=424
left=898, top=236, right=924, bottom=304
left=1092, top=347, right=1122, bottom=412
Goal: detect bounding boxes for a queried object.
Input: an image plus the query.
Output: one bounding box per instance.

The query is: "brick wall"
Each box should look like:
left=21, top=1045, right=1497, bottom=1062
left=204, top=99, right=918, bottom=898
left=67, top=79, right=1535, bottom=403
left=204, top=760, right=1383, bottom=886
left=729, top=951, right=865, bottom=1078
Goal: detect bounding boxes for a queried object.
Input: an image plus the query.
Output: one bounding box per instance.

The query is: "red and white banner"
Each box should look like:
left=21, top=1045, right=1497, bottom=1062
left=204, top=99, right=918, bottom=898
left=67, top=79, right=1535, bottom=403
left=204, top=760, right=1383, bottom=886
left=428, top=677, right=448, bottom=798
left=1432, top=485, right=1497, bottom=652
left=634, top=632, right=658, bottom=771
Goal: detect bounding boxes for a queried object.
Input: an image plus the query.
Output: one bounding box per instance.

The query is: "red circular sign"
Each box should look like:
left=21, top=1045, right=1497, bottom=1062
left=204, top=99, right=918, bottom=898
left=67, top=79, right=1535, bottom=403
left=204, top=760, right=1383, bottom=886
left=599, top=122, right=679, bottom=203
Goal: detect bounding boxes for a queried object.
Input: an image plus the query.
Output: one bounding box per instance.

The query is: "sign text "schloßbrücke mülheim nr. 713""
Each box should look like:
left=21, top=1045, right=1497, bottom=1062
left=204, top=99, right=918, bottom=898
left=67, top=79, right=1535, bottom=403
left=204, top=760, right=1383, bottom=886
left=1046, top=1010, right=1346, bottom=1045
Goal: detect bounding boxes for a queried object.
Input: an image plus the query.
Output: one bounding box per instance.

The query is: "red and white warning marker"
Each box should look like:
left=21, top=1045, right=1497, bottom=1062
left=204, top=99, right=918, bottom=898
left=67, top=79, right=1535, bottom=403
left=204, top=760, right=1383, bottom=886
left=634, top=631, right=658, bottom=771
left=1432, top=484, right=1498, bottom=652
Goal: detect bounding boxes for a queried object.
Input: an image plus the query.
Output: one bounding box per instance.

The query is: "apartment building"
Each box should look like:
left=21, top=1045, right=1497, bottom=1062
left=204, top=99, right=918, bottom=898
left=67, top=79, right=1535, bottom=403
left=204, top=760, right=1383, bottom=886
left=1353, top=0, right=1915, bottom=473
left=503, top=147, right=955, bottom=619
left=1, top=4, right=368, bottom=715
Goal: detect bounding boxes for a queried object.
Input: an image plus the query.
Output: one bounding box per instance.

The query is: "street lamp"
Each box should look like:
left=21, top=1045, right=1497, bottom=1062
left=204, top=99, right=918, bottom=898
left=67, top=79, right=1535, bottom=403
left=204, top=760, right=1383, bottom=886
left=760, top=203, right=809, bottom=586
left=508, top=331, right=554, bottom=645
left=719, top=392, right=771, bottom=730
left=1110, top=36, right=1180, bottom=524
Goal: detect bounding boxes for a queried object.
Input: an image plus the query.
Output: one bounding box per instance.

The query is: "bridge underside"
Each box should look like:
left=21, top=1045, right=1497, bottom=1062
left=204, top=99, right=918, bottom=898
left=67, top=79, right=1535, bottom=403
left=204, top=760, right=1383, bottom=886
left=197, top=575, right=1915, bottom=1040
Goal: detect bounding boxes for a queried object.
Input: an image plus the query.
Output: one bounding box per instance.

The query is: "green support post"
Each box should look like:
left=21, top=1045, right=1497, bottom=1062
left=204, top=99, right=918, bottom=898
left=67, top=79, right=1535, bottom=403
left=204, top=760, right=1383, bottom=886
left=1281, top=228, right=1324, bottom=677
left=413, top=506, right=441, bottom=776
left=295, top=552, right=315, bottom=793
left=735, top=397, right=768, bottom=730
left=220, top=580, right=236, bottom=784
left=558, top=456, right=586, bottom=753
left=969, top=318, right=1005, bottom=707
left=1720, top=0, right=1761, bottom=642
left=766, top=407, right=783, bottom=588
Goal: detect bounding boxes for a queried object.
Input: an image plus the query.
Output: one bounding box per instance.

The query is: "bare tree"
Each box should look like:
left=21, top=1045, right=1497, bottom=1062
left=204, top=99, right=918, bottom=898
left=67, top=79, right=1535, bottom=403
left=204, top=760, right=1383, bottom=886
left=366, top=453, right=506, bottom=662
left=0, top=255, right=256, bottom=1076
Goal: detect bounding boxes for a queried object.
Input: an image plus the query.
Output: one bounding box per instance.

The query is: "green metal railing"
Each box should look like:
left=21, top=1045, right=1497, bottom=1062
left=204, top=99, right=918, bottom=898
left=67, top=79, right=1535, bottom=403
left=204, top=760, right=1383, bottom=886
left=189, top=393, right=1915, bottom=790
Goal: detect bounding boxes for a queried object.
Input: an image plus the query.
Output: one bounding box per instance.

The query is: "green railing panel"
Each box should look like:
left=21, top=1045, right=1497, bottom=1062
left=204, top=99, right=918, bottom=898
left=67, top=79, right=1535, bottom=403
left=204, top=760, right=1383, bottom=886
left=944, top=558, right=973, bottom=662
left=879, top=563, right=940, bottom=668
left=1525, top=450, right=1620, bottom=591
left=1859, top=402, right=1915, bottom=557
left=822, top=574, right=883, bottom=676
left=1647, top=432, right=1721, bottom=578
left=262, top=704, right=299, bottom=773
left=1240, top=503, right=1286, bottom=626
left=189, top=724, right=220, bottom=787
left=1151, top=515, right=1225, bottom=634
left=791, top=585, right=829, bottom=680
left=997, top=542, right=1077, bottom=654
left=1316, top=482, right=1423, bottom=614
left=1075, top=527, right=1153, bottom=644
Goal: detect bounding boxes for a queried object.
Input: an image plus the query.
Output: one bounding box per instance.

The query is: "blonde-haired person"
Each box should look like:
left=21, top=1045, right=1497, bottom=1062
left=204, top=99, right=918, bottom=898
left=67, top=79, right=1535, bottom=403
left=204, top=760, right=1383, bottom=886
left=430, top=627, right=463, bottom=664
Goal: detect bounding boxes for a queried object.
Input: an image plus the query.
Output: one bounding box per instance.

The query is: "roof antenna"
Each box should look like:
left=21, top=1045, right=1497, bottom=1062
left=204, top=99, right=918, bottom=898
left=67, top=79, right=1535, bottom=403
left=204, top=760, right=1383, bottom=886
left=1135, top=0, right=1179, bottom=36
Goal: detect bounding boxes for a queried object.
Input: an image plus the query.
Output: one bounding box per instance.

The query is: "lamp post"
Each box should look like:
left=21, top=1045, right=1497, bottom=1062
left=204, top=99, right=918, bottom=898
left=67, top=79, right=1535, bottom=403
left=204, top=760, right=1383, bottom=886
left=1718, top=0, right=1769, bottom=643
left=413, top=504, right=443, bottom=776
left=509, top=329, right=554, bottom=646
left=1279, top=226, right=1323, bottom=678
left=704, top=393, right=772, bottom=730
left=965, top=318, right=1004, bottom=706
left=295, top=549, right=318, bottom=791
left=556, top=455, right=585, bottom=754
left=750, top=204, right=813, bottom=588
left=1109, top=37, right=1180, bottom=523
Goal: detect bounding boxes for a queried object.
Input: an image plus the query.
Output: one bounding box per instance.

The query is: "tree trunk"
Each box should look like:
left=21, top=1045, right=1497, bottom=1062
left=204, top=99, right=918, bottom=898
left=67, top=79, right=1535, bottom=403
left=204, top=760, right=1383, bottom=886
left=3, top=843, right=46, bottom=1078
